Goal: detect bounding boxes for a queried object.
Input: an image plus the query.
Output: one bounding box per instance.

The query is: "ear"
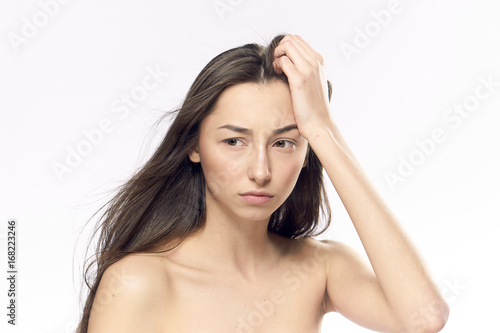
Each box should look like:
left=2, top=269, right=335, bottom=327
left=189, top=145, right=201, bottom=163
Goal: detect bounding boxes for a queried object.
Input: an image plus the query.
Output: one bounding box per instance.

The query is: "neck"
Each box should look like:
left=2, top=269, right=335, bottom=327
left=179, top=192, right=280, bottom=279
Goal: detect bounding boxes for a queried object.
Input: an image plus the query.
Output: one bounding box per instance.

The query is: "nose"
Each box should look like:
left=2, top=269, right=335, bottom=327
left=247, top=144, right=271, bottom=185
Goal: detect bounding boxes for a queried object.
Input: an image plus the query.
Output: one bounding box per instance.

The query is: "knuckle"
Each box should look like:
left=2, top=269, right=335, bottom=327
left=282, top=39, right=292, bottom=48
left=281, top=35, right=292, bottom=44
left=296, top=74, right=307, bottom=86
left=305, top=66, right=316, bottom=78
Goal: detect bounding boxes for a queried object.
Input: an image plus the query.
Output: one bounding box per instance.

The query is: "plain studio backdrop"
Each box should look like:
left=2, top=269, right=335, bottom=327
left=1, top=0, right=499, bottom=332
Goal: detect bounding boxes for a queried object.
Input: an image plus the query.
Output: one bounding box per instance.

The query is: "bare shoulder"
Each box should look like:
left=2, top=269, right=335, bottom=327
left=285, top=236, right=361, bottom=263
left=312, top=238, right=372, bottom=281
left=87, top=253, right=170, bottom=332
left=316, top=239, right=366, bottom=262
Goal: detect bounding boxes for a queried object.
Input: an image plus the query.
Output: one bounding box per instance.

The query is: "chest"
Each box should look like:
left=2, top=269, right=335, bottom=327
left=161, top=260, right=327, bottom=332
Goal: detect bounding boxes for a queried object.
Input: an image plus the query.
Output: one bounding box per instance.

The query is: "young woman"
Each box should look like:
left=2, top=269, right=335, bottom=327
left=77, top=34, right=449, bottom=332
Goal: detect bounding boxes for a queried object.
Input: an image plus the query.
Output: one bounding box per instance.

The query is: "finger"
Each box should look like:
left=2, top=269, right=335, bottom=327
left=274, top=35, right=318, bottom=71
left=292, top=35, right=324, bottom=66
left=273, top=55, right=301, bottom=81
left=281, top=35, right=319, bottom=65
left=274, top=35, right=317, bottom=69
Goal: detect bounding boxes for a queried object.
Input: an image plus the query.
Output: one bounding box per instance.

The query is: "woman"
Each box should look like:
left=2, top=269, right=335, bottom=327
left=77, top=34, right=449, bottom=332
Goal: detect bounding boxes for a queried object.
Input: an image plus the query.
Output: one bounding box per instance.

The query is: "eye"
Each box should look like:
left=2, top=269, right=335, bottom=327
left=273, top=140, right=295, bottom=148
left=224, top=138, right=244, bottom=147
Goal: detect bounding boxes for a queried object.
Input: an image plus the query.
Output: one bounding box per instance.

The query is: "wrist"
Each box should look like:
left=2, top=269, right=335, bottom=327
left=301, top=120, right=338, bottom=145
left=303, top=120, right=354, bottom=162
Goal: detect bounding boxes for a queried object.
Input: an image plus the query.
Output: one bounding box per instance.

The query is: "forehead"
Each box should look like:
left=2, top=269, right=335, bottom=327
left=205, top=81, right=295, bottom=129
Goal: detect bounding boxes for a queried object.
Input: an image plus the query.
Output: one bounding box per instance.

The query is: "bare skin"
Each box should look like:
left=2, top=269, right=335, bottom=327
left=88, top=35, right=449, bottom=333
left=90, top=234, right=347, bottom=332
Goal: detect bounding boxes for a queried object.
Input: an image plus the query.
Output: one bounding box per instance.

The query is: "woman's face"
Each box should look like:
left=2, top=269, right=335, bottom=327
left=189, top=80, right=309, bottom=223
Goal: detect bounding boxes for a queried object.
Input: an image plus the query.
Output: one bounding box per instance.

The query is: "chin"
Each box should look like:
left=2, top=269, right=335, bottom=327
left=237, top=208, right=275, bottom=224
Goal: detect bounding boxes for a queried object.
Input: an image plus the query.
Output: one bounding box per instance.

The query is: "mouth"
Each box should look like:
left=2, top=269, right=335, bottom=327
left=239, top=191, right=274, bottom=205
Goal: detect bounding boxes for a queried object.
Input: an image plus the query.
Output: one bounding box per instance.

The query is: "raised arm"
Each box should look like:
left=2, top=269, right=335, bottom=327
left=273, top=34, right=449, bottom=332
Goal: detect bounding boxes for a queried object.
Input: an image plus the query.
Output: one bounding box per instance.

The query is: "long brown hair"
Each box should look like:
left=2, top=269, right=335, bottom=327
left=77, top=33, right=332, bottom=332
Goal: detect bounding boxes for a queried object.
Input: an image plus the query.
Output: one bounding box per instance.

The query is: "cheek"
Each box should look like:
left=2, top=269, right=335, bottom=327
left=273, top=154, right=306, bottom=192
left=198, top=143, right=243, bottom=193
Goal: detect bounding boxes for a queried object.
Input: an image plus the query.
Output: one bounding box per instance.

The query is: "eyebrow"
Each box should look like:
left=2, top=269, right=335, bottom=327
left=218, top=124, right=298, bottom=135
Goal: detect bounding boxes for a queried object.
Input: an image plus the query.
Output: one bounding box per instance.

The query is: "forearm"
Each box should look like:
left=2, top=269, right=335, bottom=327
left=307, top=121, right=448, bottom=329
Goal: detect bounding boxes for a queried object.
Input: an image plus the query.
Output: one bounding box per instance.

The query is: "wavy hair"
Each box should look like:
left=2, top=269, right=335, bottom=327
left=77, top=33, right=332, bottom=332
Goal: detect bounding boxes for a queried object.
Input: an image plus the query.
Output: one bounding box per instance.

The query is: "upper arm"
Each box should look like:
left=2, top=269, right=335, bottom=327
left=88, top=255, right=168, bottom=333
left=321, top=240, right=403, bottom=332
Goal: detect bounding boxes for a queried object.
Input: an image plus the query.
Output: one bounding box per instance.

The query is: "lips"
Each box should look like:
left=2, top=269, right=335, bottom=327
left=239, top=191, right=274, bottom=204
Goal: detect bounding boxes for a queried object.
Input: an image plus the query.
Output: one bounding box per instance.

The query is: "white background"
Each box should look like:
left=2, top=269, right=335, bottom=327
left=1, top=0, right=499, bottom=332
